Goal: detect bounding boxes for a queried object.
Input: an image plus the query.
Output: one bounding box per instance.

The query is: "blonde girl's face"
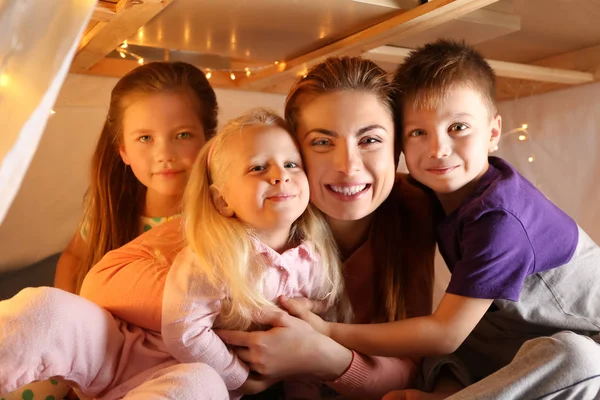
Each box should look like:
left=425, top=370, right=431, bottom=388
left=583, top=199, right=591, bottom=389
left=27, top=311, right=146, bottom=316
left=119, top=91, right=206, bottom=198
left=218, top=125, right=310, bottom=236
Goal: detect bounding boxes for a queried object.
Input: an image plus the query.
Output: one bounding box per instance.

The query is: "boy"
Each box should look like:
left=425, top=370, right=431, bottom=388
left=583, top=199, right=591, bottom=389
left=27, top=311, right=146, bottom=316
left=291, top=40, right=600, bottom=399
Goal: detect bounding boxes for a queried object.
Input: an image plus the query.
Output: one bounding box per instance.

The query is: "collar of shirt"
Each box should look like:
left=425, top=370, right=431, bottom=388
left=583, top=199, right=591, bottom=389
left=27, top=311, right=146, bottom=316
left=251, top=238, right=317, bottom=273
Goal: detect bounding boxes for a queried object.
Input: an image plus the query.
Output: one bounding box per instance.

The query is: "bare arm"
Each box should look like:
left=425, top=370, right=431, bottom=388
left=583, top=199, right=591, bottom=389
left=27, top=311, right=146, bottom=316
left=328, top=293, right=493, bottom=358
left=54, top=232, right=85, bottom=293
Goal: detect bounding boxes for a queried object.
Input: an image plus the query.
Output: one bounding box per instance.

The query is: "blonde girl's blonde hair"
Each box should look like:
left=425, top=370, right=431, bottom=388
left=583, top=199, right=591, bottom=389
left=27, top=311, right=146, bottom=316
left=75, top=61, right=218, bottom=293
left=184, top=107, right=350, bottom=330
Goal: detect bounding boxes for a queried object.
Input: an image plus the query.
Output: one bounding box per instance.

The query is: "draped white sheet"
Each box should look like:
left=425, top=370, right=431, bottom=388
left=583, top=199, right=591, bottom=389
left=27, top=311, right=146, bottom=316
left=0, top=0, right=95, bottom=226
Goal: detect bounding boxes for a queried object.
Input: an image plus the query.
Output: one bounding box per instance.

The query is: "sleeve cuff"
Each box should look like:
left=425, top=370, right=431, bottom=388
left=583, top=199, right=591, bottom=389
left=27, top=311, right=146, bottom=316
left=223, top=361, right=250, bottom=391
left=327, top=351, right=371, bottom=392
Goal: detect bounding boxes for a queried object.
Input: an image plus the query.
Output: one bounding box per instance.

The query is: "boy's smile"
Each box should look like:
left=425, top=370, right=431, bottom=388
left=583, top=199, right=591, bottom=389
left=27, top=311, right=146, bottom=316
left=402, top=86, right=502, bottom=213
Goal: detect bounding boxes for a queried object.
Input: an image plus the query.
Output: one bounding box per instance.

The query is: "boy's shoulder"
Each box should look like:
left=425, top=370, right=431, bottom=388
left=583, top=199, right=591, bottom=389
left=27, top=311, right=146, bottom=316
left=457, top=157, right=542, bottom=223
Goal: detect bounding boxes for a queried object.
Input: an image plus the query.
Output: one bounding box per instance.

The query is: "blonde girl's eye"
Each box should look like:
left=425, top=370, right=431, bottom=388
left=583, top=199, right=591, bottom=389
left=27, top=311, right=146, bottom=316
left=177, top=132, right=192, bottom=139
left=249, top=165, right=266, bottom=173
left=449, top=123, right=469, bottom=133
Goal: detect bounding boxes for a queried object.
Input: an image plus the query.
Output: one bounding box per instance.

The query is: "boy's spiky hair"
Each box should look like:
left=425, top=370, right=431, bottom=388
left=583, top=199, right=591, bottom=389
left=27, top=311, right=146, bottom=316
left=392, top=39, right=497, bottom=119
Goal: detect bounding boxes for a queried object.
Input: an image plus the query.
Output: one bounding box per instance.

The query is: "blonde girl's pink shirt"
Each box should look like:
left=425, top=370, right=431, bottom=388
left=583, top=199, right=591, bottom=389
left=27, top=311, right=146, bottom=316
left=161, top=240, right=323, bottom=391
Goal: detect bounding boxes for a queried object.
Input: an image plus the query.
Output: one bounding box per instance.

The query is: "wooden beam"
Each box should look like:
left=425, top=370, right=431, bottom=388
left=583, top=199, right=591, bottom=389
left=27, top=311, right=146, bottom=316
left=239, top=0, right=500, bottom=91
left=366, top=45, right=595, bottom=84
left=70, top=0, right=175, bottom=73
left=530, top=43, right=600, bottom=81
left=487, top=59, right=594, bottom=85
left=496, top=43, right=600, bottom=101
left=91, top=1, right=118, bottom=22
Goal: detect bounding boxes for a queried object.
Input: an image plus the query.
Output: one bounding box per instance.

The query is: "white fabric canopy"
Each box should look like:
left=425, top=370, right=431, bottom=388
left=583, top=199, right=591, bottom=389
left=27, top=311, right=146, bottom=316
left=0, top=0, right=95, bottom=225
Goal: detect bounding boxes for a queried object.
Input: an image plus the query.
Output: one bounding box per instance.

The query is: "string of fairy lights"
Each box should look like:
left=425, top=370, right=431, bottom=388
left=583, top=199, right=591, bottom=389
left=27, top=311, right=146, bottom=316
left=116, top=41, right=280, bottom=81
left=45, top=41, right=536, bottom=168
left=503, top=123, right=535, bottom=163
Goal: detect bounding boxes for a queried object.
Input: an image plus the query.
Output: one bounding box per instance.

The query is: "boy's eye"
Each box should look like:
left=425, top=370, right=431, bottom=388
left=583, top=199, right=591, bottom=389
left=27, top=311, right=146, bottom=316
left=284, top=162, right=299, bottom=168
left=138, top=135, right=152, bottom=143
left=177, top=132, right=192, bottom=139
left=450, top=123, right=469, bottom=132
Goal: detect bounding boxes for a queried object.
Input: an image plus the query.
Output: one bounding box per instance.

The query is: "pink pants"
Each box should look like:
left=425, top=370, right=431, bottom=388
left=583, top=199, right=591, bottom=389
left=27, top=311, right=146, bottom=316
left=0, top=287, right=229, bottom=399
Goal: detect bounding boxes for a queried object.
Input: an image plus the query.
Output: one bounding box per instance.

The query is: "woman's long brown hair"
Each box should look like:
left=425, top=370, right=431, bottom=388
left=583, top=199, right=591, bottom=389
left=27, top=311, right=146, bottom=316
left=75, top=61, right=218, bottom=293
left=285, top=57, right=435, bottom=321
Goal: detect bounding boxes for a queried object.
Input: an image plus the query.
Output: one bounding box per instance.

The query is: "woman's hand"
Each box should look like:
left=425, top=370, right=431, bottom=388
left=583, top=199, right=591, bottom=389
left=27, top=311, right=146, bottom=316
left=216, top=307, right=352, bottom=381
left=239, top=373, right=280, bottom=395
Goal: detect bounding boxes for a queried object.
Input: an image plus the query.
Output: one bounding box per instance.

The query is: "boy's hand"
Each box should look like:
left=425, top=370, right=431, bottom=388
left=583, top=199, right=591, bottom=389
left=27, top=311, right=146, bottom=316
left=239, top=372, right=280, bottom=394
left=279, top=296, right=331, bottom=337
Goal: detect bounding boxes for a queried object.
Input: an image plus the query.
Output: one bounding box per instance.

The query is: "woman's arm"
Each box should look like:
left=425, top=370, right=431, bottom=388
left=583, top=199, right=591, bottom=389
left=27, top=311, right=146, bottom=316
left=79, top=219, right=184, bottom=331
left=217, top=309, right=418, bottom=398
left=329, top=352, right=417, bottom=399
left=54, top=232, right=85, bottom=293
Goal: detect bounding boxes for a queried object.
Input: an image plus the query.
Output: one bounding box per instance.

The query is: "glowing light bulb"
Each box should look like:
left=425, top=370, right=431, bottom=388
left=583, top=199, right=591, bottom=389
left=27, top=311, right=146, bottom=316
left=230, top=72, right=236, bottom=80
left=206, top=71, right=212, bottom=79
left=138, top=58, right=144, bottom=65
left=528, top=156, right=534, bottom=163
left=119, top=52, right=126, bottom=58
left=518, top=135, right=527, bottom=141
left=121, top=40, right=128, bottom=49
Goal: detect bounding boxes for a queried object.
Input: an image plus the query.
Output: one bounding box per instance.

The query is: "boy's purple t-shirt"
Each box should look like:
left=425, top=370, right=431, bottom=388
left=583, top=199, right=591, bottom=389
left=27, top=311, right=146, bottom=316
left=438, top=156, right=578, bottom=301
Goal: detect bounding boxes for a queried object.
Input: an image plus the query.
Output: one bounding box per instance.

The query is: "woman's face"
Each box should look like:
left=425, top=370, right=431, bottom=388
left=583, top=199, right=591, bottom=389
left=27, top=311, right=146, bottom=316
left=295, top=90, right=396, bottom=222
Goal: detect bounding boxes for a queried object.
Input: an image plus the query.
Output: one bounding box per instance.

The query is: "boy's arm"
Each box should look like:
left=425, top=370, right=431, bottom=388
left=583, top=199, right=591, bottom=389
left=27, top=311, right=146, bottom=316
left=162, top=247, right=249, bottom=391
left=329, top=210, right=534, bottom=358
left=329, top=293, right=493, bottom=358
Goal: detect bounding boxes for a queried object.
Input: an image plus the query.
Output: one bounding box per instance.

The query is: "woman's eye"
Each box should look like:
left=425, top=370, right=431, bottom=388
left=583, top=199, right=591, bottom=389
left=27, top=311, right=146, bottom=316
left=177, top=132, right=192, bottom=139
left=450, top=123, right=469, bottom=132
left=138, top=135, right=152, bottom=143
left=249, top=165, right=266, bottom=172
left=407, top=130, right=424, bottom=137
left=311, top=138, right=330, bottom=146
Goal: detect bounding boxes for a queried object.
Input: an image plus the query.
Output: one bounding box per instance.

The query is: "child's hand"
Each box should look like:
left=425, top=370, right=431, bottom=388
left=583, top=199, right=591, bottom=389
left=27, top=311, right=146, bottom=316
left=279, top=296, right=331, bottom=337
left=239, top=372, right=280, bottom=395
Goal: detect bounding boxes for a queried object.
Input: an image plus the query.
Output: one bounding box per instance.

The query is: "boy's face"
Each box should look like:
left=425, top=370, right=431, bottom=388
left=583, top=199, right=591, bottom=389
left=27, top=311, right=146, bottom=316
left=402, top=86, right=501, bottom=211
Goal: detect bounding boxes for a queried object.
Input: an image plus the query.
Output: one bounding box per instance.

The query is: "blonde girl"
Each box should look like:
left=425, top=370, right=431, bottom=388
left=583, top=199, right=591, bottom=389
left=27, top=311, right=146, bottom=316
left=162, top=108, right=350, bottom=398
left=1, top=61, right=217, bottom=400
